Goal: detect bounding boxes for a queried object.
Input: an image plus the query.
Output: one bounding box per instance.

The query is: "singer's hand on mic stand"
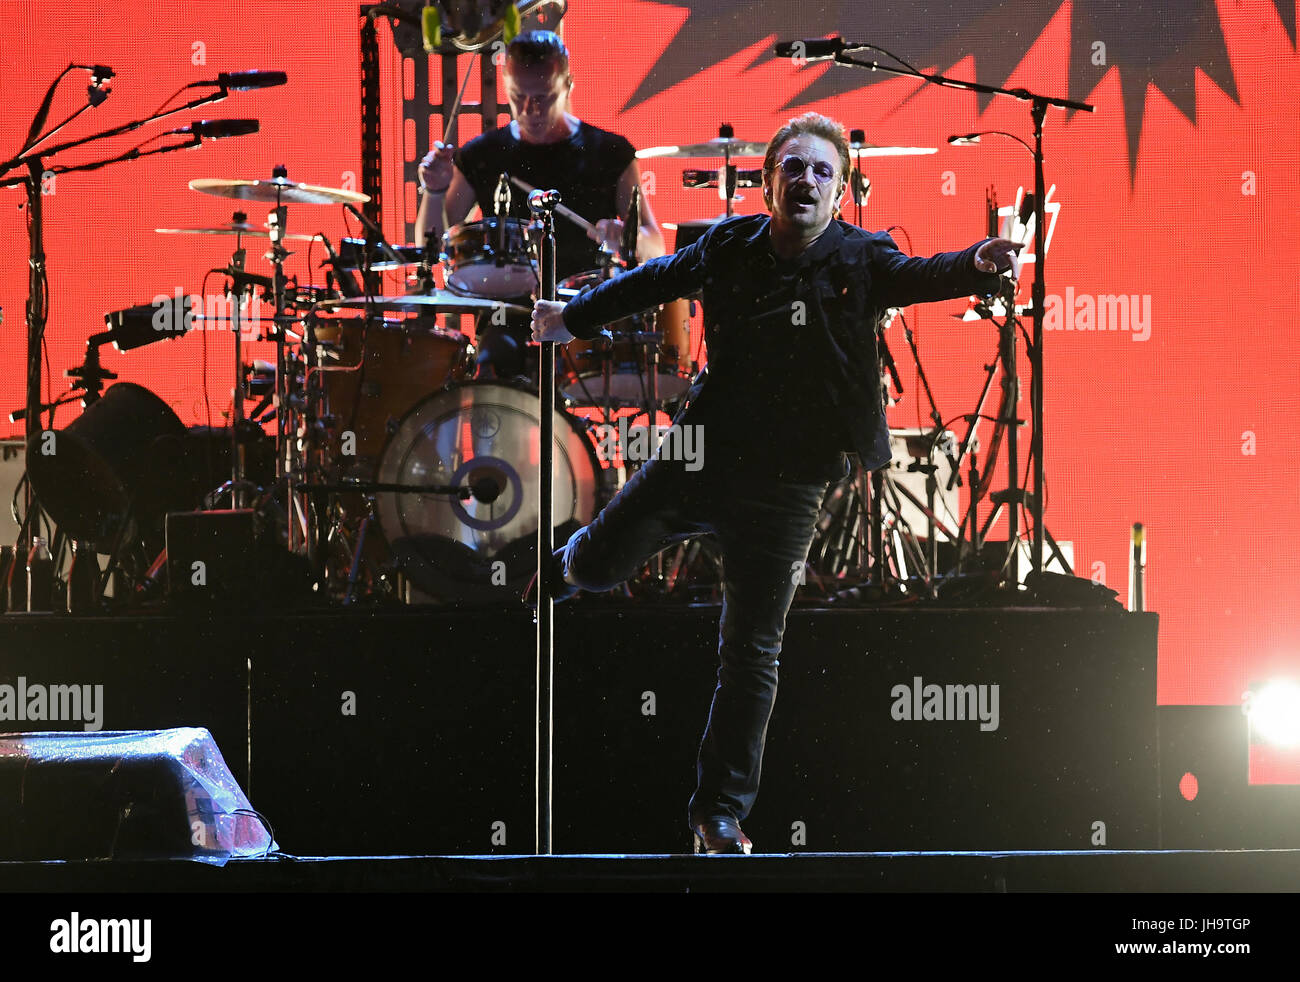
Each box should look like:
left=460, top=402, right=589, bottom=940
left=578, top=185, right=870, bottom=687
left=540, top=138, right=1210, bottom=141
left=531, top=300, right=574, bottom=343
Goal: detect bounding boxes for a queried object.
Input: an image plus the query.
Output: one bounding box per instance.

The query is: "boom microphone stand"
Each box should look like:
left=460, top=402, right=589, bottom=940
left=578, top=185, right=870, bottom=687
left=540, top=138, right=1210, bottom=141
left=1, top=64, right=259, bottom=554
left=529, top=187, right=560, bottom=856
left=777, top=36, right=1094, bottom=574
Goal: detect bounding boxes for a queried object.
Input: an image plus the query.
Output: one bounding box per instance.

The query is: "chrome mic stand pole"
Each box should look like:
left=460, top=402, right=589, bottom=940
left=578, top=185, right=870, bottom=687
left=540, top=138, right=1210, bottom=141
left=530, top=188, right=560, bottom=856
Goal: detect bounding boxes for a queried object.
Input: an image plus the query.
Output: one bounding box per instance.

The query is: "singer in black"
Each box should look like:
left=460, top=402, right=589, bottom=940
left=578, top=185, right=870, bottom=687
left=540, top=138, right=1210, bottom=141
left=415, top=30, right=664, bottom=378
left=529, top=112, right=1024, bottom=854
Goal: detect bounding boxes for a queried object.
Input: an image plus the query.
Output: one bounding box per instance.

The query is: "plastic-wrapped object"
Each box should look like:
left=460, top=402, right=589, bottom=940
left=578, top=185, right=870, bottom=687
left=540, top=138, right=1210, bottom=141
left=0, top=727, right=275, bottom=865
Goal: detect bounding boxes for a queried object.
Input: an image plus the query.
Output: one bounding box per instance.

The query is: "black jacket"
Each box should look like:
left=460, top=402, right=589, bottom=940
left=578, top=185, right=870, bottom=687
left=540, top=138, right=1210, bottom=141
left=563, top=214, right=1003, bottom=474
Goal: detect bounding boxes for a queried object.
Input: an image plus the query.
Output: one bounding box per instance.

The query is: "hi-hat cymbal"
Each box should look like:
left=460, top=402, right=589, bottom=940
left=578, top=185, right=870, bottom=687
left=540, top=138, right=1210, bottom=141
left=189, top=177, right=371, bottom=205
left=636, top=138, right=769, bottom=159
left=316, top=291, right=529, bottom=315
left=155, top=223, right=323, bottom=242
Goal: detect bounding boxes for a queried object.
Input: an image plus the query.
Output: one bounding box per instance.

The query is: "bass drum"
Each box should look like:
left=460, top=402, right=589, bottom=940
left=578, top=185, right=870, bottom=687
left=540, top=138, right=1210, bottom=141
left=374, top=379, right=610, bottom=602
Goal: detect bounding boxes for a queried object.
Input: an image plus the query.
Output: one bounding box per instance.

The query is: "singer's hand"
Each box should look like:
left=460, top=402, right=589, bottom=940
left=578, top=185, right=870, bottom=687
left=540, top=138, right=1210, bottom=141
left=531, top=300, right=573, bottom=343
left=590, top=218, right=625, bottom=253
left=974, top=238, right=1024, bottom=279
left=419, top=140, right=456, bottom=192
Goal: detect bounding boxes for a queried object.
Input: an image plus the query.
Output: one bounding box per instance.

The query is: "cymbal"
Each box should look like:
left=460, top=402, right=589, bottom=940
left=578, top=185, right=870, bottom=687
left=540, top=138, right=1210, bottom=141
left=849, top=145, right=937, bottom=158
left=189, top=177, right=371, bottom=206
left=636, top=138, right=769, bottom=159
left=316, top=291, right=529, bottom=315
left=155, top=223, right=323, bottom=242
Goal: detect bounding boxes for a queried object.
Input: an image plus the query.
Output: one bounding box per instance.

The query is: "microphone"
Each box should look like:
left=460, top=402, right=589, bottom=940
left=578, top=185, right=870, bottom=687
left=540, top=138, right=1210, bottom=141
left=213, top=265, right=273, bottom=293
left=948, top=133, right=982, bottom=145
left=621, top=185, right=640, bottom=267
left=168, top=119, right=260, bottom=140
left=774, top=37, right=846, bottom=61
left=849, top=170, right=870, bottom=206
left=191, top=71, right=288, bottom=91
left=528, top=188, right=561, bottom=213
left=1018, top=192, right=1036, bottom=226
left=494, top=172, right=511, bottom=266
left=343, top=203, right=406, bottom=268
left=317, top=233, right=363, bottom=299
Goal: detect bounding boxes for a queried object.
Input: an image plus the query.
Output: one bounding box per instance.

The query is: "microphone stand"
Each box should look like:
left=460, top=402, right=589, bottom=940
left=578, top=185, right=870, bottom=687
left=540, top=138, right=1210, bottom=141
left=530, top=189, right=560, bottom=856
left=817, top=42, right=1093, bottom=575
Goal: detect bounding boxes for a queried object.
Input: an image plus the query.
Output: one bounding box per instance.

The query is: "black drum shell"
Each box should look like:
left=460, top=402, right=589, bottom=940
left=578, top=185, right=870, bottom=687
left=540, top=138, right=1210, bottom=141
left=26, top=383, right=190, bottom=545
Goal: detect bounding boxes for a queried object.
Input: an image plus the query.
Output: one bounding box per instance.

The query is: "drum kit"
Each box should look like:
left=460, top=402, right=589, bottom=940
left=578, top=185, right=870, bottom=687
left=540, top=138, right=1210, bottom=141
left=25, top=121, right=963, bottom=608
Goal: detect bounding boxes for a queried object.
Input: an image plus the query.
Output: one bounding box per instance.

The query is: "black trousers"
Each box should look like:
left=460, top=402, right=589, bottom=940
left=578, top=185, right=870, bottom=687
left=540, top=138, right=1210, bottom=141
left=557, top=451, right=829, bottom=830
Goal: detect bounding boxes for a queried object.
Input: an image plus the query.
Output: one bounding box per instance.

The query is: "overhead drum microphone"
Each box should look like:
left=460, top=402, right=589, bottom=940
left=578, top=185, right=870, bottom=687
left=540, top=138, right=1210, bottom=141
left=621, top=185, right=640, bottom=267
left=170, top=119, right=261, bottom=140
left=189, top=71, right=288, bottom=91
left=773, top=36, right=850, bottom=61
left=494, top=172, right=511, bottom=266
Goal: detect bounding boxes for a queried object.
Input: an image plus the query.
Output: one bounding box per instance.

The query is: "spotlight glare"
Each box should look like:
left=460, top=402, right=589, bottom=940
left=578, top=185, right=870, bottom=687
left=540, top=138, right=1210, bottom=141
left=1247, top=679, right=1300, bottom=748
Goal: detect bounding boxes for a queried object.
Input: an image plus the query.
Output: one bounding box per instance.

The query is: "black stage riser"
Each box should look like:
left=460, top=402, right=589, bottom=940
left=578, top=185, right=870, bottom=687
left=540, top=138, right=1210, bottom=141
left=0, top=608, right=1167, bottom=855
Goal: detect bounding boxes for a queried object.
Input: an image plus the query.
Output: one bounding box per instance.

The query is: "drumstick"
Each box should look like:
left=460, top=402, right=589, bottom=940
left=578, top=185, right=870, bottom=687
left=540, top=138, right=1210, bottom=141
left=509, top=175, right=596, bottom=234
left=440, top=51, right=478, bottom=145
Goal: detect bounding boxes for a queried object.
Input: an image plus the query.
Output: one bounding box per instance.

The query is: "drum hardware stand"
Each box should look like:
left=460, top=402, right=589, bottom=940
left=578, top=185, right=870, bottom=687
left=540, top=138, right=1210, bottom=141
left=814, top=459, right=926, bottom=602
left=945, top=278, right=1069, bottom=583
left=888, top=309, right=965, bottom=583
left=867, top=467, right=932, bottom=595
left=252, top=166, right=300, bottom=550
left=9, top=332, right=117, bottom=428
left=301, top=477, right=476, bottom=604
left=717, top=124, right=741, bottom=217
left=950, top=277, right=1028, bottom=584
left=217, top=221, right=260, bottom=510
left=339, top=493, right=375, bottom=606
left=848, top=129, right=871, bottom=228
left=949, top=284, right=1013, bottom=576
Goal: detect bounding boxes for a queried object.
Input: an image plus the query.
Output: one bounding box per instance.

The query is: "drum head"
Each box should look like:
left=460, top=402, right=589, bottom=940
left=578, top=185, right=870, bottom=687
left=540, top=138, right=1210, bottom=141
left=375, top=380, right=604, bottom=602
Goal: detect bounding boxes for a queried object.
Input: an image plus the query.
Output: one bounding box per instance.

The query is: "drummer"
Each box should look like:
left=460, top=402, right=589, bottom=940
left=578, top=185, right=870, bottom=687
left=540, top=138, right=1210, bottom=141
left=415, top=29, right=665, bottom=379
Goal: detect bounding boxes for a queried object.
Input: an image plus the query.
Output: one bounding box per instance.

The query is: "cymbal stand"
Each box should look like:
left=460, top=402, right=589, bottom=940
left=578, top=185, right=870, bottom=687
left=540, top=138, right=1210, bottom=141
left=261, top=166, right=308, bottom=556
left=717, top=124, right=740, bottom=218
left=223, top=221, right=258, bottom=510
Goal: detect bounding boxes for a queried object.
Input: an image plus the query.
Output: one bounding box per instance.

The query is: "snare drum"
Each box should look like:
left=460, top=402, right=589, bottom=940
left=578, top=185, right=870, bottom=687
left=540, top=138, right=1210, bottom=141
left=316, top=318, right=474, bottom=461
left=557, top=268, right=694, bottom=408
left=442, top=217, right=536, bottom=299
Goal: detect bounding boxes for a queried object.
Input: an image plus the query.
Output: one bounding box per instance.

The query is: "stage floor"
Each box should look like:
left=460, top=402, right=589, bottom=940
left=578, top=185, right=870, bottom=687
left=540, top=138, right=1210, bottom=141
left=3, top=849, right=1298, bottom=893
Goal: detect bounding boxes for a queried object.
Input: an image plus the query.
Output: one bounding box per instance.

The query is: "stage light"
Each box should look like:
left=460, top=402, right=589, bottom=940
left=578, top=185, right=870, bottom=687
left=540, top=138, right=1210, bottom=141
left=1246, top=679, right=1300, bottom=748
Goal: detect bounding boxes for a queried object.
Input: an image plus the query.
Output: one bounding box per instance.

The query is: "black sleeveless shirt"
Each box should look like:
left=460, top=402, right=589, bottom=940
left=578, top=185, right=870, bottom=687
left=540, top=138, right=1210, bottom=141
left=454, top=120, right=635, bottom=281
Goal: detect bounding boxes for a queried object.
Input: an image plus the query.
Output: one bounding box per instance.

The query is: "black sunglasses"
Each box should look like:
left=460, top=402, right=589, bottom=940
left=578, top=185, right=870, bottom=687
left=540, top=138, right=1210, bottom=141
left=778, top=154, right=837, bottom=185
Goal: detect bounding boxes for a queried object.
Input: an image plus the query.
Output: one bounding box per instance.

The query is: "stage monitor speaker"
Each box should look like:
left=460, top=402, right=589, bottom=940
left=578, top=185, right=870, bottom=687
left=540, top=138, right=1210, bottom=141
left=0, top=727, right=274, bottom=862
